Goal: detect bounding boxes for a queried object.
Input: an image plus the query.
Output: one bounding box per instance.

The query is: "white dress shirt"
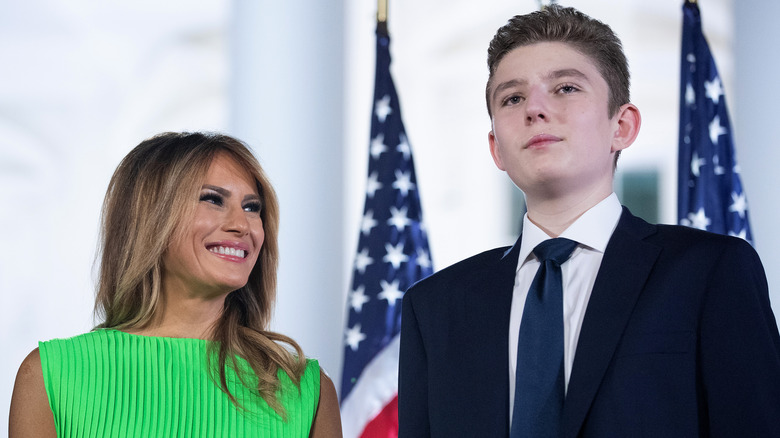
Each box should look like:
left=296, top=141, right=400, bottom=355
left=508, top=194, right=623, bottom=420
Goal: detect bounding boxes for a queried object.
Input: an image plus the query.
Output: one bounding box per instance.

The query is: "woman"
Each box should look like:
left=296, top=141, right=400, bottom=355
left=9, top=132, right=342, bottom=437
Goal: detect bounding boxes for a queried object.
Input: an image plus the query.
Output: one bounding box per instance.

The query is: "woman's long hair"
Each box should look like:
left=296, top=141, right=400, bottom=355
left=94, top=132, right=306, bottom=414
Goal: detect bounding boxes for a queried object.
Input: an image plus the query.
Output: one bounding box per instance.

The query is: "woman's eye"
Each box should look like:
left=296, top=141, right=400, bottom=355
left=200, top=193, right=223, bottom=206
left=243, top=201, right=262, bottom=213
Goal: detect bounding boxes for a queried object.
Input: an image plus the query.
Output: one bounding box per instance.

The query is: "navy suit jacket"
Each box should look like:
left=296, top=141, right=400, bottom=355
left=399, top=208, right=780, bottom=437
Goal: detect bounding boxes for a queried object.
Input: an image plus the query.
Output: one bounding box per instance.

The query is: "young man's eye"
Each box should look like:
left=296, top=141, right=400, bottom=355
left=503, top=95, right=523, bottom=106
left=243, top=201, right=262, bottom=213
left=558, top=85, right=578, bottom=94
left=200, top=192, right=223, bottom=206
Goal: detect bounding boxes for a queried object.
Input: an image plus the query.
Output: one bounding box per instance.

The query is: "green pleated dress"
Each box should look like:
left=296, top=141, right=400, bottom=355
left=39, top=329, right=319, bottom=437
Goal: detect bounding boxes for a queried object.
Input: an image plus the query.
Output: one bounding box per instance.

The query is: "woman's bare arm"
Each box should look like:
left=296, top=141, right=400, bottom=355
left=9, top=348, right=56, bottom=438
left=310, top=369, right=342, bottom=438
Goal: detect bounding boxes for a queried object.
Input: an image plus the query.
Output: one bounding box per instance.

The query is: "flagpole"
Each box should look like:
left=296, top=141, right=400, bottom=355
left=377, top=0, right=388, bottom=34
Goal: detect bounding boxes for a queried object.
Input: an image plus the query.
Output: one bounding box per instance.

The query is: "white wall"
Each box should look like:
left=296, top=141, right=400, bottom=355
left=0, top=1, right=230, bottom=432
left=735, top=1, right=780, bottom=319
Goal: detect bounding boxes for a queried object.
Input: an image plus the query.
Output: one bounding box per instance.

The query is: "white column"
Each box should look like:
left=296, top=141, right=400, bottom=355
left=229, top=0, right=346, bottom=381
left=735, top=0, right=780, bottom=317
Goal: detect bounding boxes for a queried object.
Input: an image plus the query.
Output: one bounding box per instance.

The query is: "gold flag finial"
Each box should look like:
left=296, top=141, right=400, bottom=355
left=378, top=0, right=388, bottom=24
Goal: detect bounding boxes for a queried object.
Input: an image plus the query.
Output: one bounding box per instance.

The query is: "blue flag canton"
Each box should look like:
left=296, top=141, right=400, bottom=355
left=678, top=2, right=752, bottom=244
left=340, top=33, right=433, bottom=399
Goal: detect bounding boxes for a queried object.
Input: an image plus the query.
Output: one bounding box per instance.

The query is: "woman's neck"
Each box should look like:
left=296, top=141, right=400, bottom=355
left=126, top=289, right=227, bottom=339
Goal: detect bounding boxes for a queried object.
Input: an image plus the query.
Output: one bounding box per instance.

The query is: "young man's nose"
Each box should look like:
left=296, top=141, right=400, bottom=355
left=524, top=88, right=549, bottom=123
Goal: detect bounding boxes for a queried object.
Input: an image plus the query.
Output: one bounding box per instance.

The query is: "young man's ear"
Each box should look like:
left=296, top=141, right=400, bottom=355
left=488, top=130, right=506, bottom=171
left=611, top=103, right=642, bottom=153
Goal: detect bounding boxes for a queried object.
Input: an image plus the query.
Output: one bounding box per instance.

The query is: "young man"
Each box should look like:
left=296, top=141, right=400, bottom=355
left=399, top=6, right=780, bottom=437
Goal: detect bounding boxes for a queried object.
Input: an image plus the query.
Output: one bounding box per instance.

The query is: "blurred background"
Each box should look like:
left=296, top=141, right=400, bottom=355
left=2, top=0, right=778, bottom=433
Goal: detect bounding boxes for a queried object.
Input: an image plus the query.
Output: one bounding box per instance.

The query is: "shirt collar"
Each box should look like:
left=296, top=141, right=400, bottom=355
left=518, top=193, right=622, bottom=268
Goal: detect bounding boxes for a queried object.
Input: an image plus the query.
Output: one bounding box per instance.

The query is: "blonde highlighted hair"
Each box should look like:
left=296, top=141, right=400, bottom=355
left=94, top=132, right=305, bottom=414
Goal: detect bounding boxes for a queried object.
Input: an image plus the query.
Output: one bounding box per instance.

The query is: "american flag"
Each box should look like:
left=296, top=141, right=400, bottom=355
left=339, top=24, right=433, bottom=437
left=678, top=1, right=753, bottom=244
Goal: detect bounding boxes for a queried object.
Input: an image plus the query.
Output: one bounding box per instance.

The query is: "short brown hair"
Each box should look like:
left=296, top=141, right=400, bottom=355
left=485, top=5, right=630, bottom=119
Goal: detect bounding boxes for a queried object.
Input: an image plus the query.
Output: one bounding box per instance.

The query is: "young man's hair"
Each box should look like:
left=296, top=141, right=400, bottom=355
left=485, top=5, right=630, bottom=119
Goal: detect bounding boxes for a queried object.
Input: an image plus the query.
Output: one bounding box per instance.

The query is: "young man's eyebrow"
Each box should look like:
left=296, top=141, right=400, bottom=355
left=547, top=68, right=590, bottom=82
left=491, top=79, right=526, bottom=103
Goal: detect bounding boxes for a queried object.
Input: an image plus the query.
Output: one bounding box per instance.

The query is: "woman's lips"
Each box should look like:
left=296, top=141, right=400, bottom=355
left=206, top=241, right=251, bottom=260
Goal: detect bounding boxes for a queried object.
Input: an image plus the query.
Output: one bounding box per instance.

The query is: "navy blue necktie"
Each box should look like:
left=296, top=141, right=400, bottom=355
left=510, top=238, right=578, bottom=438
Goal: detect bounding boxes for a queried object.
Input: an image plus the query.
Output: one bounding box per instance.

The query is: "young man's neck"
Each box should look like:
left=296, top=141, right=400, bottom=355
left=525, top=187, right=613, bottom=237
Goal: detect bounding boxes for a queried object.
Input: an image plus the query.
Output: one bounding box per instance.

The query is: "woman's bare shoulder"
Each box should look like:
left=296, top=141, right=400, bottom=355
left=9, top=348, right=56, bottom=438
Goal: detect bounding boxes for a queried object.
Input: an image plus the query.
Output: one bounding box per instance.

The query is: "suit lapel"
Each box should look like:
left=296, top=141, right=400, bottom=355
left=563, top=209, right=661, bottom=437
left=462, top=237, right=521, bottom=435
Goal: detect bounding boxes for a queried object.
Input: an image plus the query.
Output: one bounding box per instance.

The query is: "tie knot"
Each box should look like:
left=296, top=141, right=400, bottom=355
left=533, top=238, right=578, bottom=265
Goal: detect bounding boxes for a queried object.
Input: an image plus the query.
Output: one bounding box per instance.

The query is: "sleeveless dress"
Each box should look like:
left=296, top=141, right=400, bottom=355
left=39, top=329, right=320, bottom=437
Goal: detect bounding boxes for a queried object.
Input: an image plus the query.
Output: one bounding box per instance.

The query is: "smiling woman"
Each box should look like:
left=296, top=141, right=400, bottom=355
left=161, top=153, right=266, bottom=306
left=9, top=132, right=342, bottom=438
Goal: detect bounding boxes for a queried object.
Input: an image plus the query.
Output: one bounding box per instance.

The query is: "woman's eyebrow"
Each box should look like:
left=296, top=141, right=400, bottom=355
left=202, top=184, right=230, bottom=196
left=203, top=184, right=261, bottom=202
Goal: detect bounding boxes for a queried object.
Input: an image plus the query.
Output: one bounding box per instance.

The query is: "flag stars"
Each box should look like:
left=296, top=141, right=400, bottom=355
left=375, top=95, right=393, bottom=123
left=378, top=279, right=404, bottom=306
left=687, top=208, right=712, bottom=231
left=709, top=115, right=728, bottom=146
left=712, top=154, right=725, bottom=175
left=366, top=172, right=383, bottom=198
left=685, top=83, right=695, bottom=106
left=370, top=134, right=388, bottom=159
left=361, top=210, right=378, bottom=236
left=729, top=228, right=748, bottom=241
left=704, top=76, right=723, bottom=104
left=397, top=133, right=411, bottom=160
left=393, top=170, right=415, bottom=196
left=416, top=248, right=432, bottom=270
left=679, top=14, right=754, bottom=245
left=691, top=151, right=706, bottom=178
left=388, top=206, right=412, bottom=231
left=729, top=192, right=748, bottom=218
left=384, top=242, right=410, bottom=269
left=354, top=248, right=374, bottom=274
left=349, top=285, right=370, bottom=313
left=345, top=324, right=367, bottom=351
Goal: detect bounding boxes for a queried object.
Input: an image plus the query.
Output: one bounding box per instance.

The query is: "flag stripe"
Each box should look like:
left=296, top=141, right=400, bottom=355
left=341, top=335, right=400, bottom=437
left=360, top=396, right=399, bottom=438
